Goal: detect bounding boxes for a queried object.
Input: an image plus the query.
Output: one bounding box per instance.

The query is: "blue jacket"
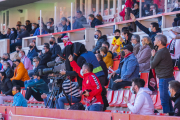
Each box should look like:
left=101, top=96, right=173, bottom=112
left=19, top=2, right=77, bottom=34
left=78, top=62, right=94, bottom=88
left=67, top=20, right=84, bottom=30
left=12, top=92, right=27, bottom=107
left=33, top=28, right=48, bottom=36
left=27, top=48, right=38, bottom=62
left=116, top=53, right=139, bottom=81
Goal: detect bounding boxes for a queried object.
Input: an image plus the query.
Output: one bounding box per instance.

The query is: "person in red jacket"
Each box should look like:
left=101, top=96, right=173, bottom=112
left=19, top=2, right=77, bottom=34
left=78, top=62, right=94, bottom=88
left=68, top=54, right=104, bottom=111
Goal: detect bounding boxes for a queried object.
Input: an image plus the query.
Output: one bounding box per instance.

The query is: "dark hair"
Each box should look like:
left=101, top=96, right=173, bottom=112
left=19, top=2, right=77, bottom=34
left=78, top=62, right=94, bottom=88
left=44, top=43, right=50, bottom=48
left=122, top=26, right=133, bottom=32
left=96, top=30, right=102, bottom=36
left=16, top=46, right=22, bottom=49
left=0, top=72, right=6, bottom=78
left=123, top=29, right=130, bottom=36
left=21, top=50, right=25, bottom=55
left=83, top=63, right=93, bottom=72
left=100, top=46, right=108, bottom=54
left=44, top=45, right=50, bottom=50
left=89, top=14, right=95, bottom=18
left=114, top=29, right=120, bottom=34
left=26, top=20, right=30, bottom=23
left=21, top=25, right=25, bottom=27
left=169, top=80, right=180, bottom=92
left=14, top=85, right=21, bottom=92
left=33, top=56, right=41, bottom=62
left=3, top=61, right=11, bottom=67
left=132, top=78, right=145, bottom=88
left=49, top=18, right=54, bottom=22
left=102, top=41, right=110, bottom=48
left=32, top=23, right=37, bottom=26
left=96, top=54, right=103, bottom=60
left=96, top=14, right=103, bottom=22
left=77, top=10, right=83, bottom=14
left=151, top=22, right=159, bottom=31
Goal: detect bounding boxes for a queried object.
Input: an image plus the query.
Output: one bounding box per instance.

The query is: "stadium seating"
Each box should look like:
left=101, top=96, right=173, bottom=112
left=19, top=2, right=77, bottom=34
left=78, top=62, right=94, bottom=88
left=111, top=90, right=124, bottom=107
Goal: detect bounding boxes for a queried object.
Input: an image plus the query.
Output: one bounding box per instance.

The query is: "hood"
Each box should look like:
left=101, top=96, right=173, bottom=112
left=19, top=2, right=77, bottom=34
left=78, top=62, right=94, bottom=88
left=99, top=35, right=107, bottom=41
left=137, top=87, right=153, bottom=95
left=171, top=88, right=180, bottom=102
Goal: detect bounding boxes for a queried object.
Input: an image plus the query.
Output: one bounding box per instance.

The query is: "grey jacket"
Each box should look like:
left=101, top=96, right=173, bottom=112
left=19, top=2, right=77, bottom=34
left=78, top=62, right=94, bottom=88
left=133, top=43, right=140, bottom=56
left=136, top=45, right=151, bottom=72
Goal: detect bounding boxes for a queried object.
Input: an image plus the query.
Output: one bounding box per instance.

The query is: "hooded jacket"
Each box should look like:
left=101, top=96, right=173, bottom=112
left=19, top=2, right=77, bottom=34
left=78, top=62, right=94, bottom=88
left=50, top=43, right=61, bottom=61
left=0, top=78, right=13, bottom=95
left=170, top=89, right=180, bottom=116
left=127, top=87, right=154, bottom=115
left=39, top=50, right=52, bottom=68
left=92, top=35, right=107, bottom=54
left=12, top=92, right=27, bottom=107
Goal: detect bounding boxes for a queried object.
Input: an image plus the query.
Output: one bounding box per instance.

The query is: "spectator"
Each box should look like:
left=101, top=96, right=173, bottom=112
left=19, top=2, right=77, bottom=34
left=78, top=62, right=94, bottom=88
left=27, top=42, right=38, bottom=63
left=142, top=3, right=150, bottom=17
left=62, top=36, right=73, bottom=47
left=25, top=20, right=32, bottom=33
left=57, top=17, right=68, bottom=43
left=11, top=59, right=30, bottom=87
left=100, top=47, right=113, bottom=68
left=12, top=85, right=27, bottom=107
left=17, top=21, right=21, bottom=26
left=119, top=0, right=133, bottom=20
left=96, top=14, right=103, bottom=23
left=121, top=29, right=132, bottom=46
left=88, top=14, right=103, bottom=28
left=171, top=0, right=180, bottom=12
left=130, top=13, right=162, bottom=43
left=172, top=14, right=180, bottom=27
left=56, top=79, right=81, bottom=109
left=76, top=10, right=87, bottom=24
left=30, top=23, right=38, bottom=36
left=150, top=34, right=174, bottom=113
left=136, top=36, right=152, bottom=72
left=16, top=25, right=21, bottom=38
left=92, top=30, right=107, bottom=54
left=67, top=16, right=84, bottom=30
left=125, top=78, right=154, bottom=115
left=32, top=41, right=40, bottom=53
left=39, top=46, right=52, bottom=68
left=3, top=61, right=14, bottom=79
left=131, top=34, right=140, bottom=56
left=9, top=28, right=17, bottom=43
left=43, top=22, right=54, bottom=33
left=102, top=41, right=113, bottom=58
left=169, top=80, right=180, bottom=116
left=132, top=2, right=139, bottom=18
left=49, top=18, right=54, bottom=26
left=33, top=23, right=48, bottom=36
left=3, top=28, right=11, bottom=38
left=69, top=55, right=104, bottom=111
left=12, top=46, right=21, bottom=61
left=148, top=4, right=159, bottom=16
left=108, top=45, right=139, bottom=90
left=25, top=72, right=49, bottom=101
left=2, top=53, right=13, bottom=67
left=49, top=37, right=61, bottom=60
left=19, top=51, right=33, bottom=70
left=110, top=29, right=124, bottom=57
left=0, top=72, right=13, bottom=104
left=0, top=31, right=3, bottom=39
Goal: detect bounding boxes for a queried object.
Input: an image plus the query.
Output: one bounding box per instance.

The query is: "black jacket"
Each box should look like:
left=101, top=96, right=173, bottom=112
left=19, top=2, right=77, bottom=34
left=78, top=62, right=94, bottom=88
left=91, top=18, right=103, bottom=28
left=9, top=33, right=17, bottom=41
left=26, top=23, right=32, bottom=33
left=30, top=28, right=37, bottom=35
left=5, top=67, right=14, bottom=79
left=0, top=78, right=13, bottom=95
left=50, top=43, right=61, bottom=60
left=170, top=89, right=180, bottom=116
left=99, top=60, right=108, bottom=86
left=135, top=20, right=162, bottom=43
left=3, top=34, right=10, bottom=39
left=92, top=35, right=107, bottom=54
left=39, top=50, right=52, bottom=67
left=18, top=30, right=30, bottom=40
left=133, top=9, right=139, bottom=18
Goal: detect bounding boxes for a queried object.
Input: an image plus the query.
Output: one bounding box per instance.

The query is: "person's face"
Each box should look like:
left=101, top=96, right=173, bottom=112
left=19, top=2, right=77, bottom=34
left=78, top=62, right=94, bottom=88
left=115, top=32, right=120, bottom=37
left=26, top=22, right=28, bottom=25
left=61, top=20, right=66, bottom=26
left=21, top=26, right=25, bottom=30
left=132, top=82, right=138, bottom=94
left=33, top=59, right=39, bottom=67
left=49, top=18, right=52, bottom=23
left=141, top=38, right=146, bottom=46
left=7, top=29, right=10, bottom=34
left=169, top=84, right=176, bottom=97
left=14, top=61, right=20, bottom=67
left=3, top=62, right=8, bottom=69
left=150, top=24, right=155, bottom=32
left=94, top=31, right=101, bottom=38
left=0, top=73, right=3, bottom=81
left=82, top=65, right=88, bottom=74
left=76, top=13, right=81, bottom=18
left=12, top=87, right=18, bottom=94
left=150, top=5, right=155, bottom=11
left=29, top=43, right=34, bottom=49
left=16, top=48, right=20, bottom=52
left=49, top=38, right=54, bottom=44
left=154, top=38, right=161, bottom=46
left=95, top=54, right=100, bottom=61
left=123, top=49, right=130, bottom=56
left=3, top=55, right=8, bottom=59
left=19, top=51, right=24, bottom=57
left=100, top=51, right=105, bottom=56
left=121, top=32, right=125, bottom=37
left=88, top=16, right=92, bottom=21
left=131, top=37, right=137, bottom=44
left=134, top=3, right=139, bottom=9
left=44, top=47, right=49, bottom=53
left=63, top=39, right=67, bottom=44
left=47, top=23, right=51, bottom=27
left=16, top=26, right=20, bottom=29
left=102, top=44, right=108, bottom=49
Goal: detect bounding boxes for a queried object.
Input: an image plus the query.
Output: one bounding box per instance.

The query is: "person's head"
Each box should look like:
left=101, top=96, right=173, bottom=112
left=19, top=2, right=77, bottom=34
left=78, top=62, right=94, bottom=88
left=102, top=41, right=110, bottom=49
left=0, top=72, right=6, bottom=81
left=32, top=23, right=37, bottom=30
left=19, top=51, right=25, bottom=58
left=100, top=46, right=108, bottom=56
left=114, top=29, right=121, bottom=39
left=169, top=80, right=180, bottom=97
left=49, top=18, right=54, bottom=24
left=29, top=42, right=34, bottom=50
left=3, top=61, right=11, bottom=70
left=16, top=25, right=21, bottom=30
left=44, top=43, right=50, bottom=48
left=7, top=28, right=11, bottom=34
left=122, top=44, right=133, bottom=56
left=13, top=59, right=21, bottom=67
left=16, top=46, right=21, bottom=53
left=88, top=14, right=95, bottom=21
left=61, top=17, right=67, bottom=26
left=26, top=20, right=30, bottom=25
left=94, top=30, right=102, bottom=39
left=172, top=27, right=180, bottom=35
left=134, top=2, right=139, bottom=10
left=175, top=0, right=180, bottom=7
left=47, top=22, right=51, bottom=29
left=33, top=56, right=40, bottom=68
left=62, top=36, right=70, bottom=44
left=49, top=37, right=56, bottom=45
left=11, top=28, right=16, bottom=34
left=20, top=25, right=26, bottom=31
left=81, top=63, right=93, bottom=75
left=33, top=72, right=41, bottom=80
left=95, top=54, right=103, bottom=61
left=12, top=85, right=21, bottom=95
left=43, top=46, right=50, bottom=53
left=154, top=34, right=167, bottom=47
left=17, top=21, right=21, bottom=25
left=150, top=22, right=159, bottom=32
left=150, top=4, right=156, bottom=11
left=96, top=14, right=103, bottom=22
left=131, top=78, right=145, bottom=94
left=2, top=53, right=9, bottom=60
left=76, top=10, right=83, bottom=18
left=131, top=34, right=140, bottom=45
left=141, top=36, right=152, bottom=46
left=122, top=29, right=130, bottom=40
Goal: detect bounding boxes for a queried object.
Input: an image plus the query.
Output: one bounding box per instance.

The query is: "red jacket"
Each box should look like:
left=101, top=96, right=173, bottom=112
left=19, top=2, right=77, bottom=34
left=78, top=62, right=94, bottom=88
left=70, top=61, right=103, bottom=106
left=119, top=0, right=133, bottom=20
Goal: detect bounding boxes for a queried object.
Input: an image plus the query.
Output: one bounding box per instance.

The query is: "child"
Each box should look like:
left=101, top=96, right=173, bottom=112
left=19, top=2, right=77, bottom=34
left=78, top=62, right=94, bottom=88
left=100, top=47, right=113, bottom=69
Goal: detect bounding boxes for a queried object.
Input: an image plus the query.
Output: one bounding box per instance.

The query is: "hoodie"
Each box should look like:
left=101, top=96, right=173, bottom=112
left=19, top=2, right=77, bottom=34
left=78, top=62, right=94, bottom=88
left=127, top=87, right=154, bottom=115
left=92, top=35, right=107, bottom=54
left=170, top=89, right=180, bottom=116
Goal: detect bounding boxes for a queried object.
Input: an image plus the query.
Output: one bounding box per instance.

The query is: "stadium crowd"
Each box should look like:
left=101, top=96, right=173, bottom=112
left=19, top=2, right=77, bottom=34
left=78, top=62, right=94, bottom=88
left=0, top=0, right=180, bottom=117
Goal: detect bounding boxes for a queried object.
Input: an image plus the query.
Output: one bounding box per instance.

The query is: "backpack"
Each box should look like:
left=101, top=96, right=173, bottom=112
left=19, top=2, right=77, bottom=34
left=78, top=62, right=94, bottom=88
left=69, top=103, right=85, bottom=110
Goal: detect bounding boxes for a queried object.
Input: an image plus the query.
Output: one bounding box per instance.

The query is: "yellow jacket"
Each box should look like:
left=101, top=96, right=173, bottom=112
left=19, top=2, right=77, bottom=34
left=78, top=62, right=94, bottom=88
left=11, top=62, right=30, bottom=82
left=103, top=52, right=113, bottom=68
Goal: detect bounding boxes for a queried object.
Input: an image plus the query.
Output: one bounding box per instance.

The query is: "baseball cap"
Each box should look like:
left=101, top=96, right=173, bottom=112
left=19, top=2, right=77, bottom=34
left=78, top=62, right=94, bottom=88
left=121, top=45, right=133, bottom=52
left=172, top=27, right=180, bottom=34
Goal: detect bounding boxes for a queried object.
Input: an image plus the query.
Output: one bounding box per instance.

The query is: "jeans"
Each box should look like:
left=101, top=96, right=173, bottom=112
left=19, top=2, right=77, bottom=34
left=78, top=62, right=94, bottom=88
left=159, top=77, right=174, bottom=113
left=57, top=95, right=81, bottom=109
left=43, top=94, right=55, bottom=108
left=12, top=80, right=24, bottom=87
left=25, top=87, right=43, bottom=101
left=87, top=104, right=104, bottom=111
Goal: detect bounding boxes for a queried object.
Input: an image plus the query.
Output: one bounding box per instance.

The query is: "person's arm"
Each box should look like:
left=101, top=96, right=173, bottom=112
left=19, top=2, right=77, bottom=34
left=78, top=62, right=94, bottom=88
left=77, top=56, right=86, bottom=68
left=3, top=80, right=13, bottom=95
left=92, top=40, right=103, bottom=53
left=66, top=71, right=78, bottom=76
left=127, top=94, right=145, bottom=114
left=135, top=21, right=150, bottom=35
left=14, top=95, right=23, bottom=106
left=150, top=53, right=161, bottom=69
left=112, top=46, right=118, bottom=53
left=51, top=45, right=61, bottom=60
left=10, top=67, right=25, bottom=80
left=70, top=61, right=83, bottom=78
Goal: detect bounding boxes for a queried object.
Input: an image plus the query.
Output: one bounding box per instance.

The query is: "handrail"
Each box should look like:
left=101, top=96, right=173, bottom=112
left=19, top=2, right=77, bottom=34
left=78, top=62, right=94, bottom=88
left=52, top=28, right=86, bottom=36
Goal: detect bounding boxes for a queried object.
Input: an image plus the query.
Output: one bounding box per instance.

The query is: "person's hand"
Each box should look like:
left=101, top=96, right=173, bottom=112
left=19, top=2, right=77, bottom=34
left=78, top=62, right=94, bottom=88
left=109, top=71, right=116, bottom=79
left=124, top=97, right=128, bottom=104
left=83, top=91, right=89, bottom=97
left=114, top=79, right=122, bottom=83
left=120, top=37, right=124, bottom=42
left=41, top=93, right=47, bottom=99
left=60, top=69, right=66, bottom=75
left=130, top=13, right=136, bottom=22
left=68, top=54, right=73, bottom=62
left=151, top=49, right=156, bottom=57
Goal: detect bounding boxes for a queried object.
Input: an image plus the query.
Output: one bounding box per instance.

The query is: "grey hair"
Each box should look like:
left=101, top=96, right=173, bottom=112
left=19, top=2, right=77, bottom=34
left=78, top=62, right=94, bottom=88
left=33, top=56, right=41, bottom=62
left=142, top=36, right=152, bottom=44
left=50, top=37, right=56, bottom=41
left=155, top=34, right=167, bottom=46
left=61, top=17, right=67, bottom=22
left=3, top=53, right=9, bottom=58
left=132, top=34, right=140, bottom=43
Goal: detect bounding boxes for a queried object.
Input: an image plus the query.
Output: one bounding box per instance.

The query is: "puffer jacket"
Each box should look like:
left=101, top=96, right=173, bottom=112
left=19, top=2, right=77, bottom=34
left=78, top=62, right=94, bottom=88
left=92, top=35, right=107, bottom=53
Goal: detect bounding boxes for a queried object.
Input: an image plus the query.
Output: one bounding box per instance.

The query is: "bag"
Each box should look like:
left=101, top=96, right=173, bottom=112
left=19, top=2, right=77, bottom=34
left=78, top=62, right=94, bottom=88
left=148, top=69, right=158, bottom=95
left=69, top=103, right=85, bottom=110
